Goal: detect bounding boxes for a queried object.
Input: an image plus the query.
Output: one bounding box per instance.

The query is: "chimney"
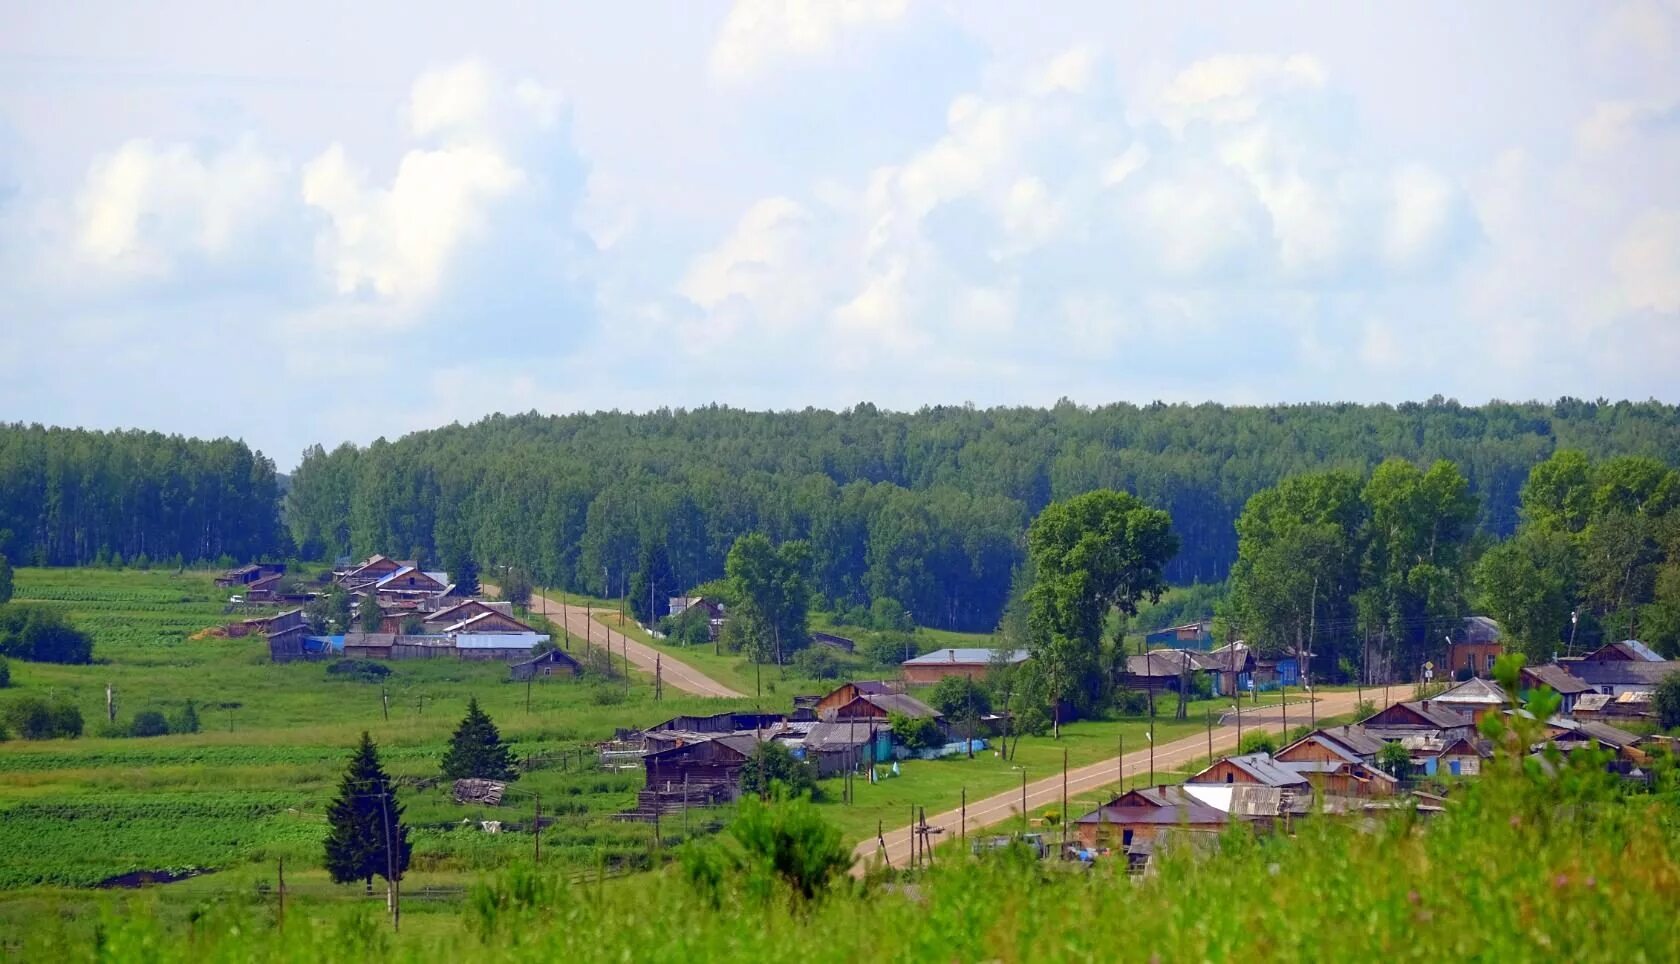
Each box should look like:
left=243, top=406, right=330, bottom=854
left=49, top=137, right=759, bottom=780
left=1421, top=700, right=1430, bottom=712
left=947, top=649, right=955, bottom=662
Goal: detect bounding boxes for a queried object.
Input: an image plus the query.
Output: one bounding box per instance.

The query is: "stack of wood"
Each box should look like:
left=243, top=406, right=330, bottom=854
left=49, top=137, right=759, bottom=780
left=452, top=778, right=507, bottom=806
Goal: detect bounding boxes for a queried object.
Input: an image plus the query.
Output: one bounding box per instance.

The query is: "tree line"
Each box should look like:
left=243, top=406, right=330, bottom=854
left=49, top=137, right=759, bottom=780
left=282, top=398, right=1680, bottom=632
left=0, top=423, right=283, bottom=567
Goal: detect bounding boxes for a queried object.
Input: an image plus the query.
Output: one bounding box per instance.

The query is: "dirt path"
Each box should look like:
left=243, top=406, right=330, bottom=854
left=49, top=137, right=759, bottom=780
left=850, top=687, right=1397, bottom=874
left=528, top=591, right=746, bottom=699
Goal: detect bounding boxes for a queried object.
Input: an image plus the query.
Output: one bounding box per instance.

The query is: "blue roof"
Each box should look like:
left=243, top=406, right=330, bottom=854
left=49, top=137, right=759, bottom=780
left=303, top=635, right=345, bottom=654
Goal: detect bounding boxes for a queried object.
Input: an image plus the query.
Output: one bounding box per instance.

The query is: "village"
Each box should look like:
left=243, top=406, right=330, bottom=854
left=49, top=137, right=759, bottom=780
left=222, top=555, right=1680, bottom=875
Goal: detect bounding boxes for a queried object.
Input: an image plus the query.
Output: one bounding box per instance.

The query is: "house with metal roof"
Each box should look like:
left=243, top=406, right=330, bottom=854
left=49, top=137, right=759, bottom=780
left=901, top=647, right=1029, bottom=684
left=1359, top=700, right=1476, bottom=742
left=1072, top=785, right=1233, bottom=851
left=1562, top=657, right=1679, bottom=696
left=1187, top=752, right=1311, bottom=790
left=1432, top=677, right=1509, bottom=723
left=1519, top=663, right=1595, bottom=714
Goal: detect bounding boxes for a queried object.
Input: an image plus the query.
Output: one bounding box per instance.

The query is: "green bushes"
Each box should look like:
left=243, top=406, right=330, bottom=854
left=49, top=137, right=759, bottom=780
left=1, top=697, right=83, bottom=739
left=130, top=710, right=170, bottom=737
left=1237, top=731, right=1278, bottom=756
left=739, top=740, right=817, bottom=800
left=888, top=712, right=944, bottom=752
left=791, top=644, right=842, bottom=680
left=326, top=658, right=391, bottom=682
left=0, top=604, right=94, bottom=663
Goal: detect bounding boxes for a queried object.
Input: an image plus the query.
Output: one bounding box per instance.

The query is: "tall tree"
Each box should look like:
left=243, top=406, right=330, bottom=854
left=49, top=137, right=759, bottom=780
left=725, top=534, right=812, bottom=664
left=0, top=551, right=11, bottom=606
left=452, top=552, right=481, bottom=597
left=1024, top=489, right=1178, bottom=733
left=629, top=543, right=677, bottom=626
left=324, top=732, right=412, bottom=894
left=1361, top=459, right=1478, bottom=677
left=1475, top=529, right=1580, bottom=663
left=357, top=592, right=382, bottom=633
left=440, top=697, right=516, bottom=781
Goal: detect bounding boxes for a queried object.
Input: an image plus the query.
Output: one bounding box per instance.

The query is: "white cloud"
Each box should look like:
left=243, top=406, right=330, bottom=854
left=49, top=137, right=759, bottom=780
left=1612, top=210, right=1680, bottom=314
left=74, top=138, right=288, bottom=277
left=710, top=0, right=909, bottom=82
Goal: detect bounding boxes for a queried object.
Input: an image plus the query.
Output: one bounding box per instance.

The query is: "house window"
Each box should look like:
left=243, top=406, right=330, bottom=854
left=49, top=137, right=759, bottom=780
left=1225, top=773, right=1234, bottom=784
left=1122, top=829, right=1134, bottom=846
left=1485, top=654, right=1496, bottom=674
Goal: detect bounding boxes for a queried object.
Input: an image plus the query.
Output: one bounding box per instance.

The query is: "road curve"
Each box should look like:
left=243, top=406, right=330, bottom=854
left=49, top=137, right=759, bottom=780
left=526, top=591, right=746, bottom=699
left=851, top=687, right=1399, bottom=874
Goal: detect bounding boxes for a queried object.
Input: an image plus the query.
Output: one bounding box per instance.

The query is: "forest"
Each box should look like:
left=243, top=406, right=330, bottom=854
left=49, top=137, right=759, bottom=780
left=0, top=424, right=283, bottom=568
left=283, top=398, right=1680, bottom=631
left=4, top=400, right=1680, bottom=634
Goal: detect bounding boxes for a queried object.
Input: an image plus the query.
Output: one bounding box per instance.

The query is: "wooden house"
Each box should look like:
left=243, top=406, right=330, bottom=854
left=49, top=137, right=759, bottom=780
left=1359, top=700, right=1475, bottom=743
left=1431, top=677, right=1508, bottom=724
left=338, top=554, right=405, bottom=588
left=1519, top=663, right=1595, bottom=714
left=510, top=649, right=583, bottom=680
left=814, top=681, right=896, bottom=720
left=243, top=571, right=286, bottom=601
left=264, top=608, right=309, bottom=663
left=645, top=712, right=788, bottom=736
left=642, top=734, right=765, bottom=802
left=217, top=562, right=286, bottom=588
left=828, top=691, right=941, bottom=723
left=423, top=599, right=506, bottom=633
left=1186, top=752, right=1310, bottom=790
left=1561, top=649, right=1678, bottom=696
left=374, top=566, right=451, bottom=599
left=1072, top=786, right=1231, bottom=850
left=1275, top=727, right=1398, bottom=797
left=667, top=596, right=728, bottom=639
left=800, top=722, right=887, bottom=777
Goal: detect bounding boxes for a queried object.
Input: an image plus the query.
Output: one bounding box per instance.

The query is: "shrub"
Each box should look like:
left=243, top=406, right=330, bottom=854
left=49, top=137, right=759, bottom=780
left=2, top=696, right=82, bottom=739
left=728, top=796, right=848, bottom=901
left=739, top=740, right=817, bottom=800
left=0, top=605, right=94, bottom=664
left=172, top=700, right=201, bottom=734
left=888, top=712, right=944, bottom=752
left=131, top=710, right=171, bottom=737
left=929, top=675, right=991, bottom=718
left=327, top=659, right=391, bottom=682
left=1110, top=688, right=1150, bottom=716
left=859, top=632, right=919, bottom=667
left=0, top=656, right=9, bottom=688
left=1378, top=740, right=1412, bottom=779
left=791, top=645, right=842, bottom=680
left=1238, top=731, right=1278, bottom=756
left=868, top=597, right=912, bottom=631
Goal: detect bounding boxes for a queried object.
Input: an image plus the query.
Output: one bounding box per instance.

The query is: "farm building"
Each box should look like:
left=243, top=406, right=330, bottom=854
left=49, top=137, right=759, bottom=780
left=645, top=712, right=788, bottom=736
left=642, top=734, right=766, bottom=803
left=216, top=563, right=286, bottom=588
left=455, top=633, right=548, bottom=661
left=264, top=608, right=310, bottom=662
left=509, top=649, right=583, bottom=680
left=902, top=648, right=1029, bottom=685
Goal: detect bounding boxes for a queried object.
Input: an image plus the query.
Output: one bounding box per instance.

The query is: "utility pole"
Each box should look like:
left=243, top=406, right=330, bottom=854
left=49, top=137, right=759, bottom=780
left=106, top=683, right=115, bottom=723
left=1061, top=748, right=1068, bottom=860
left=1020, top=767, right=1028, bottom=832
left=533, top=794, right=541, bottom=864
left=960, top=787, right=966, bottom=844
left=381, top=687, right=389, bottom=721
left=379, top=791, right=399, bottom=932
left=1118, top=732, right=1123, bottom=790
left=277, top=858, right=285, bottom=930
left=1281, top=682, right=1288, bottom=737
left=656, top=654, right=663, bottom=702
left=1206, top=707, right=1213, bottom=760
left=526, top=676, right=532, bottom=714
left=1148, top=688, right=1156, bottom=784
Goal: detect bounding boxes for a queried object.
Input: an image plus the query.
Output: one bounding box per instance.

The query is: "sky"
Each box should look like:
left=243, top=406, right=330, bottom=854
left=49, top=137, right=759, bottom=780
left=1, top=1, right=1678, bottom=468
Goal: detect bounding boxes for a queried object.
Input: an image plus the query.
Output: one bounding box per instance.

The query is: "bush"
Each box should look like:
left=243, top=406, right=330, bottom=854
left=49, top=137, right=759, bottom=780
left=326, top=659, right=391, bottom=682
left=172, top=700, right=201, bottom=734
left=729, top=796, right=848, bottom=900
left=929, top=675, right=991, bottom=718
left=791, top=645, right=842, bottom=680
left=739, top=740, right=817, bottom=800
left=888, top=711, right=944, bottom=752
left=2, top=696, right=83, bottom=739
left=859, top=632, right=919, bottom=668
left=1238, top=731, right=1278, bottom=756
left=868, top=597, right=912, bottom=631
left=131, top=710, right=171, bottom=737
left=0, top=605, right=94, bottom=664
left=0, top=656, right=9, bottom=689
left=1111, top=688, right=1150, bottom=716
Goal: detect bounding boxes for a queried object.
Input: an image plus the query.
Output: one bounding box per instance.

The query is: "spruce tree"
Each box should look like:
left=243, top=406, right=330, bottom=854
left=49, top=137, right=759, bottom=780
left=324, top=731, right=412, bottom=892
left=453, top=553, right=480, bottom=597
left=440, top=697, right=516, bottom=781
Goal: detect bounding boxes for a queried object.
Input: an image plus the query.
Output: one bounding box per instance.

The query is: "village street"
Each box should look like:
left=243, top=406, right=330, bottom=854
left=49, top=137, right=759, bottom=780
left=851, top=686, right=1402, bottom=874
left=526, top=590, right=746, bottom=699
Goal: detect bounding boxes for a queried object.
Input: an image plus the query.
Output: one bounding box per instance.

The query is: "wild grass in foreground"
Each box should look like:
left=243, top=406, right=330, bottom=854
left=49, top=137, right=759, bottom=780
left=18, top=695, right=1680, bottom=962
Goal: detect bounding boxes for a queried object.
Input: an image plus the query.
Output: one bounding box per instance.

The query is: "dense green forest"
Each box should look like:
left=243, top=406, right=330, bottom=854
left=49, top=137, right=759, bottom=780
left=282, top=398, right=1680, bottom=632
left=0, top=424, right=283, bottom=568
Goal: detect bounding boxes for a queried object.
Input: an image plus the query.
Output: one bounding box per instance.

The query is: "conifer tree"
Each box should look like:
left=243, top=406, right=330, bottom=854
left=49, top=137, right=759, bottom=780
left=453, top=552, right=481, bottom=597
left=440, top=697, right=516, bottom=781
left=324, top=731, right=412, bottom=892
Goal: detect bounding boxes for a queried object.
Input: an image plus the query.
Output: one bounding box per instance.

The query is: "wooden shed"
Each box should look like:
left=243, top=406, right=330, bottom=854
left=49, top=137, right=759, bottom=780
left=642, top=734, right=764, bottom=802
left=510, top=648, right=583, bottom=680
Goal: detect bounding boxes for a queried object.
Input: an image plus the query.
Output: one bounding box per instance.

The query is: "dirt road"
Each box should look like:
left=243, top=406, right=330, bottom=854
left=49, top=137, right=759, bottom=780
left=851, top=687, right=1397, bottom=873
left=528, top=591, right=746, bottom=699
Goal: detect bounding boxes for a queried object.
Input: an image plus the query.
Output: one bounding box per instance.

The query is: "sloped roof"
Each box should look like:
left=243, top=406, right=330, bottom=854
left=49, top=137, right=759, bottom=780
left=1196, top=752, right=1309, bottom=788
left=1522, top=663, right=1595, bottom=696
left=444, top=610, right=536, bottom=634
left=865, top=693, right=941, bottom=719
left=1435, top=677, right=1509, bottom=705
left=1584, top=640, right=1664, bottom=662
left=903, top=647, right=1029, bottom=666
left=1365, top=700, right=1475, bottom=729
left=1564, top=660, right=1677, bottom=688
left=803, top=722, right=879, bottom=750
left=1074, top=802, right=1230, bottom=826
left=1460, top=615, right=1502, bottom=643
left=1281, top=725, right=1386, bottom=764
left=1181, top=783, right=1286, bottom=817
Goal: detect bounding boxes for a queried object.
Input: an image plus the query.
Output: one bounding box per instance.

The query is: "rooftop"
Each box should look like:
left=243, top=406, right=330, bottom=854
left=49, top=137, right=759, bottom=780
left=903, top=647, right=1030, bottom=666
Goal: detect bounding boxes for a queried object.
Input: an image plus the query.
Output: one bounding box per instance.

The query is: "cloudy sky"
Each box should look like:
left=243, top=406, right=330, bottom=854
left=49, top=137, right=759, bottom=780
left=2, top=2, right=1678, bottom=467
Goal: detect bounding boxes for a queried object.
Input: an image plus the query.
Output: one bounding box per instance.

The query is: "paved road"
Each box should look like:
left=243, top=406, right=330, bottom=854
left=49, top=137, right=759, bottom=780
left=850, top=687, right=1399, bottom=874
left=527, top=591, right=746, bottom=699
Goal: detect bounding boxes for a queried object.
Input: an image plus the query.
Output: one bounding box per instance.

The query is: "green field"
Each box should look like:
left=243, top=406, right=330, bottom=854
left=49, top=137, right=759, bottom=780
left=0, top=568, right=753, bottom=903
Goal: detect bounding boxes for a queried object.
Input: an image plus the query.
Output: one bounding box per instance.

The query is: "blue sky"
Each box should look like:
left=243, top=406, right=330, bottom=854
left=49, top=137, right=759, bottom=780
left=2, top=1, right=1677, bottom=467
